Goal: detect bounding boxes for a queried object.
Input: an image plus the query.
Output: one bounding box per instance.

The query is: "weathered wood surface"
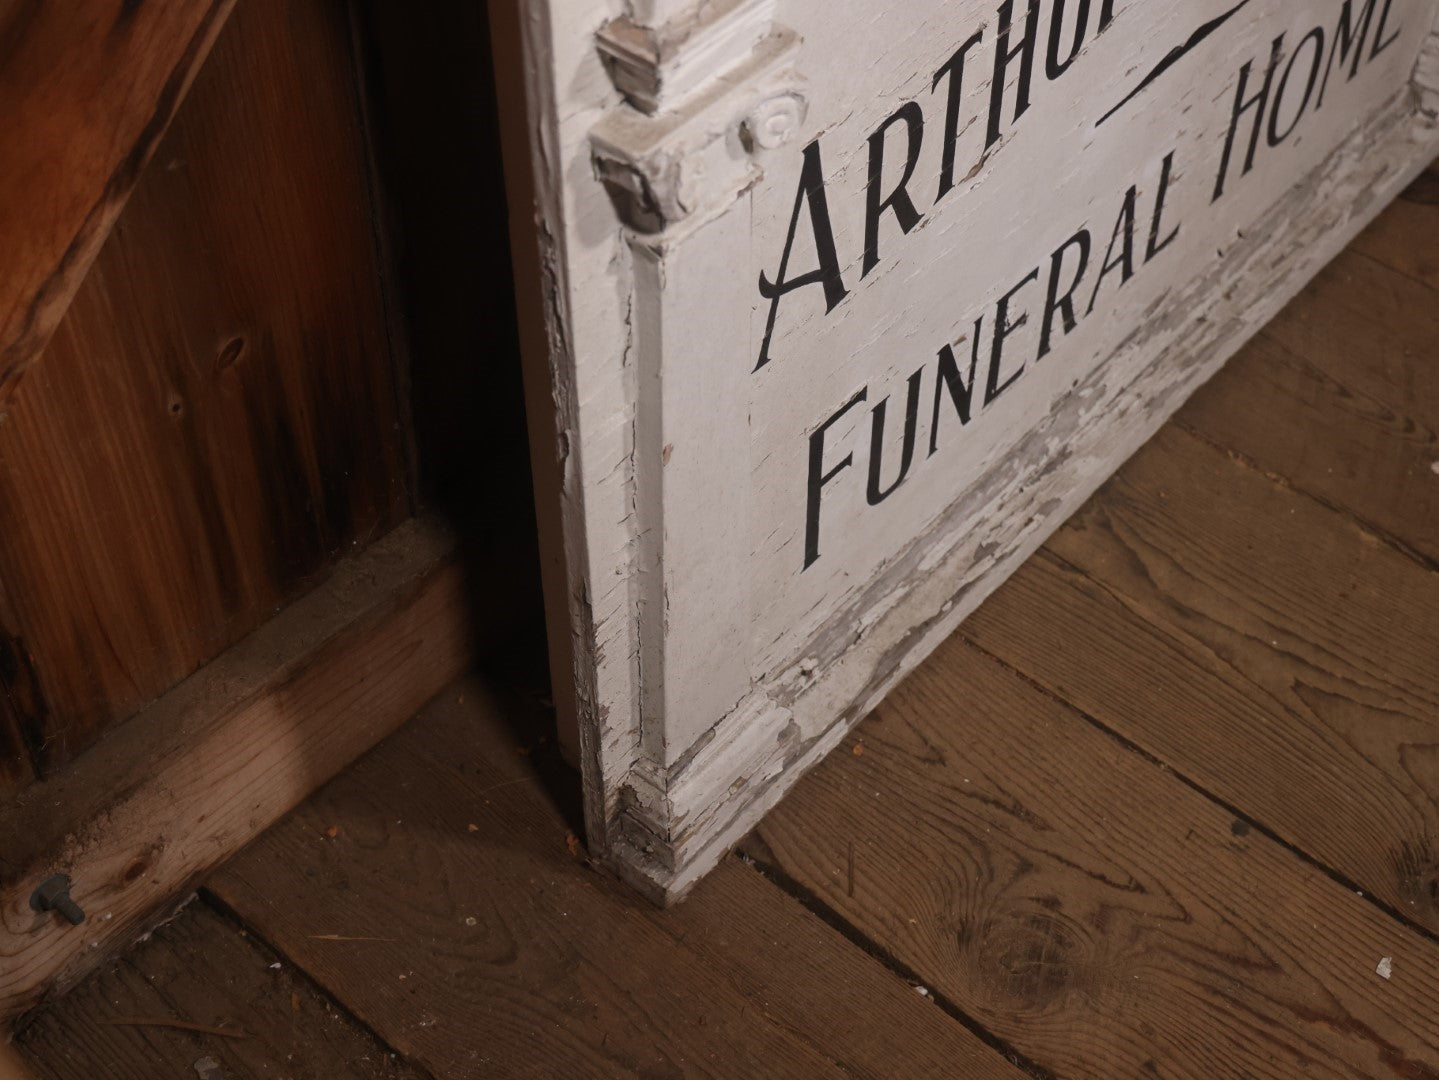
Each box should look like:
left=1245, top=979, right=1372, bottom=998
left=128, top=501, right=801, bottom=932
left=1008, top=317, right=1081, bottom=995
left=1178, top=248, right=1439, bottom=569
left=1350, top=157, right=1439, bottom=290
left=963, top=425, right=1439, bottom=934
left=0, top=1042, right=35, bottom=1080
left=953, top=166, right=1439, bottom=937
left=207, top=679, right=1025, bottom=1080
left=0, top=705, right=33, bottom=793
left=17, top=169, right=1438, bottom=1079
left=0, top=0, right=413, bottom=787
left=0, top=0, right=234, bottom=404
left=748, top=630, right=1439, bottom=1079
left=505, top=0, right=1439, bottom=897
left=15, top=902, right=424, bottom=1080
left=0, top=520, right=470, bottom=1022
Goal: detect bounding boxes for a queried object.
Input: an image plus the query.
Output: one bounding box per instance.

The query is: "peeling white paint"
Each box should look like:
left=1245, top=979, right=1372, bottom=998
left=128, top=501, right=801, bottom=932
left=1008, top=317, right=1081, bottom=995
left=497, top=0, right=1439, bottom=901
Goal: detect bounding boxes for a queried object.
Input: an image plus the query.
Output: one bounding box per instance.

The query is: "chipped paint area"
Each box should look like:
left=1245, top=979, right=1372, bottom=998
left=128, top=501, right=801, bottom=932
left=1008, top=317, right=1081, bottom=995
left=503, top=0, right=1439, bottom=901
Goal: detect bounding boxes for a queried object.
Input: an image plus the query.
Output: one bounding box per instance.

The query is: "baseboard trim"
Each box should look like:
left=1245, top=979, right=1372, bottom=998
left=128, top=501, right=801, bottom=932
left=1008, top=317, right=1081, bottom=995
left=0, top=517, right=473, bottom=1022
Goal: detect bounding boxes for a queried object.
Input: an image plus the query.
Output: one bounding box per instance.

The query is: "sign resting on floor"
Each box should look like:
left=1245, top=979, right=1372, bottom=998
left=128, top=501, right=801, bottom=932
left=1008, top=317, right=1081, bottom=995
left=494, top=0, right=1439, bottom=901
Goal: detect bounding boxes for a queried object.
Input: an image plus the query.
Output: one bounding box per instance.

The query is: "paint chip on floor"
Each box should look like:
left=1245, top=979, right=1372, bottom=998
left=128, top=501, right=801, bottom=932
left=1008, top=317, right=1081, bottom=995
left=1377, top=956, right=1394, bottom=980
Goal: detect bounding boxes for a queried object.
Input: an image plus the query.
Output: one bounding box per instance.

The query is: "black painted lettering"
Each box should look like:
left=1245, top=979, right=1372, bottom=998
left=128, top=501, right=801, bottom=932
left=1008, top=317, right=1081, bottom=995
left=864, top=102, right=928, bottom=278
left=933, top=31, right=986, bottom=201
left=1039, top=228, right=1091, bottom=360
left=804, top=388, right=868, bottom=570
left=929, top=320, right=985, bottom=456
left=1145, top=150, right=1181, bottom=261
left=987, top=0, right=1040, bottom=148
left=1370, top=0, right=1403, bottom=60
left=867, top=368, right=926, bottom=504
left=1318, top=0, right=1377, bottom=108
left=1087, top=185, right=1137, bottom=315
left=986, top=267, right=1041, bottom=404
left=757, top=139, right=850, bottom=372
left=1046, top=0, right=1092, bottom=79
left=1269, top=27, right=1325, bottom=146
left=1212, top=36, right=1284, bottom=202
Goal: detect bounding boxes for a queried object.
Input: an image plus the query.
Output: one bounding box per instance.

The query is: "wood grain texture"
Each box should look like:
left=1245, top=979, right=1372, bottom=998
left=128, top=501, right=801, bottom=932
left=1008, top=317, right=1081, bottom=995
left=749, top=632, right=1439, bottom=1080
left=0, top=0, right=413, bottom=785
left=15, top=903, right=425, bottom=1080
left=1176, top=243, right=1439, bottom=569
left=961, top=426, right=1439, bottom=936
left=508, top=0, right=1439, bottom=897
left=0, top=0, right=234, bottom=401
left=0, top=701, right=32, bottom=793
left=0, top=519, right=470, bottom=1022
left=0, top=1041, right=35, bottom=1080
left=1349, top=158, right=1439, bottom=291
left=208, top=679, right=1025, bottom=1080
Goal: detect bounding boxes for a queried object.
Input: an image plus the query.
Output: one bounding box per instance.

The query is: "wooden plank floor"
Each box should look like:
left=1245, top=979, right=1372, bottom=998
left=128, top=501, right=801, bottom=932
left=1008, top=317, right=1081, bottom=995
left=13, top=165, right=1439, bottom=1079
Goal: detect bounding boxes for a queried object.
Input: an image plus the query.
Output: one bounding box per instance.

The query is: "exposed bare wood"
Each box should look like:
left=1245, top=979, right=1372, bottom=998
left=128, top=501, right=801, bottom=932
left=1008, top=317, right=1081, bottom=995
left=963, top=426, right=1439, bottom=934
left=14, top=903, right=425, bottom=1080
left=0, top=1039, right=34, bottom=1080
left=16, top=137, right=1439, bottom=1079
left=1349, top=157, right=1439, bottom=290
left=0, top=0, right=414, bottom=787
left=0, top=519, right=471, bottom=1022
left=206, top=678, right=1025, bottom=1079
left=1178, top=248, right=1439, bottom=567
left=0, top=0, right=235, bottom=403
left=750, top=631, right=1439, bottom=1079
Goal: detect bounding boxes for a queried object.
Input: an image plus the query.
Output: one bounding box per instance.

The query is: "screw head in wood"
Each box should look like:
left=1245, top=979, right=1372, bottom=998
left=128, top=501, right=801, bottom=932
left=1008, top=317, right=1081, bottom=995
left=29, top=874, right=86, bottom=926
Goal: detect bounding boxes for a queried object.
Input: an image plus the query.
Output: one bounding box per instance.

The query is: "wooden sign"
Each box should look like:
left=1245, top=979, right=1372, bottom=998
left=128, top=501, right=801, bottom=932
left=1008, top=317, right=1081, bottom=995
left=493, top=0, right=1439, bottom=901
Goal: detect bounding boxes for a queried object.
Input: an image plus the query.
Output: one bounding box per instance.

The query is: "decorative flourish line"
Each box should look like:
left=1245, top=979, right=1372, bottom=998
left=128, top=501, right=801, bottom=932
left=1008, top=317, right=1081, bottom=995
left=1096, top=0, right=1254, bottom=127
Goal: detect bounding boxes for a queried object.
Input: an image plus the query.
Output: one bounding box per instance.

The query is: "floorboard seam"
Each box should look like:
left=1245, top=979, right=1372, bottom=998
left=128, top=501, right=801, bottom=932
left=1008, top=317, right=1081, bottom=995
left=957, top=634, right=1439, bottom=949
left=733, top=850, right=1058, bottom=1080
left=197, top=887, right=441, bottom=1080
left=1173, top=419, right=1439, bottom=578
left=1346, top=243, right=1438, bottom=296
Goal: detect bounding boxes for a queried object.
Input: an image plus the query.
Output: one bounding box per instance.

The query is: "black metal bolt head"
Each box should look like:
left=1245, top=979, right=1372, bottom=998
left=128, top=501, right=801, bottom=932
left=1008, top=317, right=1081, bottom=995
left=29, top=874, right=85, bottom=926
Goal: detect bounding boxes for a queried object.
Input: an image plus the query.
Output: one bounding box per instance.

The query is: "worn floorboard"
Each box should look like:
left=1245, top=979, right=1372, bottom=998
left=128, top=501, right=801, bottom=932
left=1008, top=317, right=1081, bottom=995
left=1176, top=172, right=1439, bottom=570
left=14, top=902, right=424, bottom=1080
left=748, top=630, right=1439, bottom=1079
left=12, top=150, right=1437, bottom=1080
left=961, top=425, right=1439, bottom=936
left=203, top=681, right=1023, bottom=1080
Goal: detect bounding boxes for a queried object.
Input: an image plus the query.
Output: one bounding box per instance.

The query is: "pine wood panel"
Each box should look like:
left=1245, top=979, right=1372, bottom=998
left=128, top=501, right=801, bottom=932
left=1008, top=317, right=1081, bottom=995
left=0, top=0, right=412, bottom=784
left=1177, top=248, right=1439, bottom=568
left=749, top=632, right=1439, bottom=1079
left=0, top=521, right=469, bottom=1022
left=960, top=426, right=1439, bottom=935
left=15, top=902, right=423, bottom=1080
left=208, top=679, right=1025, bottom=1080
left=0, top=0, right=234, bottom=402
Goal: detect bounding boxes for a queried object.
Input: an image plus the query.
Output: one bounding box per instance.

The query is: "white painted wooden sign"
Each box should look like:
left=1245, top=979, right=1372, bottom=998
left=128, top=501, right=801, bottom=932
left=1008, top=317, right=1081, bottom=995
left=492, top=0, right=1439, bottom=901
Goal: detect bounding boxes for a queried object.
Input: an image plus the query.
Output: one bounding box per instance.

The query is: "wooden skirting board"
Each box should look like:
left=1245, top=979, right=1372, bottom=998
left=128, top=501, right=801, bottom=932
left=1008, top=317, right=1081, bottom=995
left=0, top=518, right=472, bottom=1023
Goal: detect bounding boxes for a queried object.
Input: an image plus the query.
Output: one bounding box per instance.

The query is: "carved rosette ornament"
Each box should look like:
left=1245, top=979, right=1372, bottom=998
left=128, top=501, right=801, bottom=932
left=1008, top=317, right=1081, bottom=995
left=590, top=0, right=807, bottom=234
